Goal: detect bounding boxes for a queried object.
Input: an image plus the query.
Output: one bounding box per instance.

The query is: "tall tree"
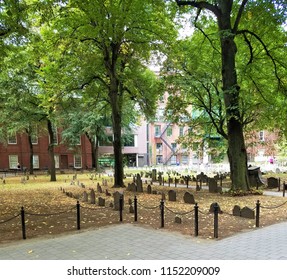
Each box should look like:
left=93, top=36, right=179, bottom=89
left=35, top=0, right=176, bottom=187
left=174, top=0, right=287, bottom=190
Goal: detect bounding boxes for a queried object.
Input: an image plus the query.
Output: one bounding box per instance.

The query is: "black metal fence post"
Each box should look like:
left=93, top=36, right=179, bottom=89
left=256, top=200, right=260, bottom=228
left=134, top=196, right=138, bottom=222
left=194, top=203, right=199, bottom=237
left=283, top=181, right=286, bottom=197
left=160, top=199, right=164, bottom=228
left=76, top=201, right=81, bottom=230
left=21, top=206, right=26, bottom=240
left=213, top=203, right=219, bottom=238
left=119, top=195, right=123, bottom=222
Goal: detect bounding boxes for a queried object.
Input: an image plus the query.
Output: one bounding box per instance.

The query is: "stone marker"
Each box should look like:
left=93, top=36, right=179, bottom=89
left=232, top=205, right=241, bottom=217
left=209, top=203, right=222, bottom=213
left=97, top=183, right=103, bottom=193
left=113, top=191, right=124, bottom=211
left=208, top=178, right=218, bottom=193
left=82, top=191, right=88, bottom=202
left=267, top=177, right=279, bottom=189
left=98, top=197, right=105, bottom=206
left=129, top=205, right=134, bottom=213
left=147, top=185, right=152, bottom=194
left=90, top=189, right=96, bottom=204
left=168, top=190, right=176, bottom=201
left=241, top=206, right=255, bottom=219
left=183, top=192, right=195, bottom=204
left=175, top=216, right=182, bottom=224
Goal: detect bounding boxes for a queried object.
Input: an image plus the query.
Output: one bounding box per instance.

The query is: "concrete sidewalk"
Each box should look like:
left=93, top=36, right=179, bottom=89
left=0, top=221, right=286, bottom=260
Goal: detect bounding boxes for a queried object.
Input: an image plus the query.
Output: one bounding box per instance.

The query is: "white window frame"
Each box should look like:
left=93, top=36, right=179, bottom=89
left=74, top=155, right=82, bottom=169
left=8, top=133, right=17, bottom=144
left=259, top=131, right=265, bottom=142
left=9, top=155, right=19, bottom=169
left=33, top=155, right=39, bottom=169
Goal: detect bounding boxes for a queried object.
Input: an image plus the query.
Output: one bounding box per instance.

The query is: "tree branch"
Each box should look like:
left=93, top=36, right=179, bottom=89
left=232, top=0, right=249, bottom=33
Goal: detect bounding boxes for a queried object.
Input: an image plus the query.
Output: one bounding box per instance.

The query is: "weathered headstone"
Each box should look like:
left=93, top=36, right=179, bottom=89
left=147, top=185, right=152, bottom=194
left=129, top=205, right=134, bottom=213
left=209, top=203, right=222, bottom=213
left=208, top=178, right=218, bottom=193
left=82, top=191, right=88, bottom=202
left=97, top=183, right=103, bottom=193
left=90, top=189, right=96, bottom=204
left=98, top=197, right=105, bottom=207
left=152, top=169, right=157, bottom=182
left=241, top=206, right=255, bottom=219
left=161, top=193, right=166, bottom=201
left=113, top=191, right=124, bottom=211
left=136, top=174, right=143, bottom=192
left=127, top=182, right=137, bottom=192
left=232, top=205, right=241, bottom=217
left=168, top=190, right=176, bottom=201
left=183, top=192, right=195, bottom=204
left=267, top=177, right=279, bottom=189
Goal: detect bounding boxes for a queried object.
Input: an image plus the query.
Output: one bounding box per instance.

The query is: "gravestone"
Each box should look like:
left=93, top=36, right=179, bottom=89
left=183, top=192, right=195, bottom=204
left=161, top=193, right=166, bottom=201
left=82, top=191, right=88, bottom=202
left=97, top=183, right=103, bottom=193
left=136, top=174, right=143, bottom=192
left=267, top=177, right=279, bottom=189
left=232, top=205, right=241, bottom=217
left=152, top=190, right=158, bottom=195
left=129, top=205, right=134, bottom=213
left=127, top=183, right=137, bottom=192
left=128, top=198, right=133, bottom=205
left=241, top=206, right=255, bottom=219
left=90, top=189, right=96, bottom=204
left=152, top=169, right=157, bottom=182
left=209, top=203, right=222, bottom=213
left=158, top=173, right=163, bottom=185
left=208, top=178, right=218, bottom=193
left=98, top=197, right=105, bottom=207
left=113, top=191, right=124, bottom=211
left=175, top=216, right=182, bottom=224
left=168, top=190, right=176, bottom=201
left=147, top=185, right=152, bottom=194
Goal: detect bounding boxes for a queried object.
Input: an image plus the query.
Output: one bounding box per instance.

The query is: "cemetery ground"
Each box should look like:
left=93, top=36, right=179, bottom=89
left=1, top=171, right=287, bottom=245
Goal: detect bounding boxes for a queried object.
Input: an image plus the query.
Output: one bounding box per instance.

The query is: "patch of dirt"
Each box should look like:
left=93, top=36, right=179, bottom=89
left=1, top=174, right=287, bottom=244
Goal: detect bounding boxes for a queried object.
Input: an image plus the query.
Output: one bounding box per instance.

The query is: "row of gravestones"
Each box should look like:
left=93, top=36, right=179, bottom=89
left=209, top=203, right=255, bottom=219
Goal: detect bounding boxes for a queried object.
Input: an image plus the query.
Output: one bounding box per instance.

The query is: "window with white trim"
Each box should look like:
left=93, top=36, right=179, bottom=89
left=33, top=155, right=39, bottom=169
left=8, top=133, right=17, bottom=144
left=9, top=155, right=19, bottom=169
left=74, top=155, right=82, bottom=168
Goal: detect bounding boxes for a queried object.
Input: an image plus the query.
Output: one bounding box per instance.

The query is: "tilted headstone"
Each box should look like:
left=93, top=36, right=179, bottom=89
left=241, top=206, right=255, bottom=219
left=90, top=189, right=96, bottom=204
left=168, top=190, right=176, bottom=201
left=232, top=205, right=241, bottom=217
left=183, top=192, right=195, bottom=204
left=97, top=183, right=103, bottom=193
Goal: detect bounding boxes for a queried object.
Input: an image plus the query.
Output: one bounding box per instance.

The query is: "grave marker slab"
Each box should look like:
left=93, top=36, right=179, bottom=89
left=232, top=205, right=241, bottom=217
left=168, top=190, right=176, bottom=201
left=183, top=192, right=195, bottom=204
left=90, top=189, right=96, bottom=204
left=241, top=206, right=255, bottom=219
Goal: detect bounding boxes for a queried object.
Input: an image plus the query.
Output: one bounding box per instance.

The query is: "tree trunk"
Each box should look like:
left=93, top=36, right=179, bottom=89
left=27, top=134, right=34, bottom=175
left=218, top=4, right=249, bottom=190
left=110, top=88, right=124, bottom=187
left=47, top=120, right=56, bottom=182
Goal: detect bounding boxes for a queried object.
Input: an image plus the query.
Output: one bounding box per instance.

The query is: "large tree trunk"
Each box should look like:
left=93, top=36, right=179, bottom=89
left=47, top=120, right=56, bottom=182
left=27, top=134, right=34, bottom=175
left=218, top=3, right=249, bottom=190
left=109, top=86, right=124, bottom=187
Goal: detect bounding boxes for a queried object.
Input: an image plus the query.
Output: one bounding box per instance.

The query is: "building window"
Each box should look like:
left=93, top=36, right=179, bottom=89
left=155, top=125, right=161, bottom=137
left=179, top=127, right=184, bottom=137
left=156, top=143, right=163, bottom=153
left=166, top=126, right=172, bottom=137
left=33, top=155, right=39, bottom=169
left=156, top=155, right=163, bottom=164
left=259, top=131, right=265, bottom=141
left=9, top=155, right=18, bottom=169
left=123, top=135, right=135, bottom=147
left=74, top=155, right=82, bottom=168
left=31, top=134, right=38, bottom=145
left=171, top=143, right=177, bottom=150
left=8, top=133, right=17, bottom=144
left=54, top=155, right=59, bottom=169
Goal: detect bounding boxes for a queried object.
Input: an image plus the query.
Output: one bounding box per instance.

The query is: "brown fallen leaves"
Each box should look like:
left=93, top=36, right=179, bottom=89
left=0, top=173, right=287, bottom=244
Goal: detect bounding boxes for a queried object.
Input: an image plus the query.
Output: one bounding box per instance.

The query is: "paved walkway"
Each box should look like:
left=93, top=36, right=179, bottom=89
left=0, top=220, right=286, bottom=260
